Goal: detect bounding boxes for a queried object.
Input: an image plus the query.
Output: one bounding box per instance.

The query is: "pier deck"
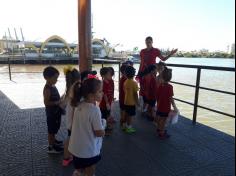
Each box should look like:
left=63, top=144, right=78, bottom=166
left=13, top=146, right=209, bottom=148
left=0, top=89, right=235, bottom=176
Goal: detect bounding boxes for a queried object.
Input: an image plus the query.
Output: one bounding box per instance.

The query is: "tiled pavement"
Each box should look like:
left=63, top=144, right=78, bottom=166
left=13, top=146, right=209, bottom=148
left=0, top=90, right=235, bottom=176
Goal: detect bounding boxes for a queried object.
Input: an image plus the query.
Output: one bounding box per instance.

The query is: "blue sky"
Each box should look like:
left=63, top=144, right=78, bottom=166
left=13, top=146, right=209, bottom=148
left=0, top=0, right=235, bottom=51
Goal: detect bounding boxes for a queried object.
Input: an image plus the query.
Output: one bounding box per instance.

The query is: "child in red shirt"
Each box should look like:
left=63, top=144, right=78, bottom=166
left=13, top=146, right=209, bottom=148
left=143, top=65, right=158, bottom=121
left=119, top=64, right=128, bottom=127
left=156, top=68, right=178, bottom=140
left=100, top=67, right=114, bottom=135
left=156, top=61, right=167, bottom=88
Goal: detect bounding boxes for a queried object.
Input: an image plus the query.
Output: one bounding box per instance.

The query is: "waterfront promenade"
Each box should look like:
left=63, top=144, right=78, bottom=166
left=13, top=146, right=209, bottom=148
left=0, top=83, right=235, bottom=176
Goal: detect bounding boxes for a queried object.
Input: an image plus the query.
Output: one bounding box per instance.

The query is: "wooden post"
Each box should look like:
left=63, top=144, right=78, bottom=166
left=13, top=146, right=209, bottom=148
left=78, top=0, right=92, bottom=72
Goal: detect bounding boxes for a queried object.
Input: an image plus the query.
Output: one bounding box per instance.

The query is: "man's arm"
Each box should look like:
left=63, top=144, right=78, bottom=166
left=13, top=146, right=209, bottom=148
left=159, top=49, right=178, bottom=61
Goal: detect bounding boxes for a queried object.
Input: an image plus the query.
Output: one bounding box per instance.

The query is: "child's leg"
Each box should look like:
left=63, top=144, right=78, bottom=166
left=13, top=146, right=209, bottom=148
left=127, top=115, right=132, bottom=127
left=63, top=138, right=71, bottom=159
left=84, top=165, right=96, bottom=176
left=159, top=117, right=168, bottom=135
left=120, top=110, right=126, bottom=126
left=48, top=133, right=55, bottom=146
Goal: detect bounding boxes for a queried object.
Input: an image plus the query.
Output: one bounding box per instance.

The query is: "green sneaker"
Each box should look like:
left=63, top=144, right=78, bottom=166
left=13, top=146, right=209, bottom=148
left=125, top=127, right=136, bottom=134
left=122, top=126, right=127, bottom=131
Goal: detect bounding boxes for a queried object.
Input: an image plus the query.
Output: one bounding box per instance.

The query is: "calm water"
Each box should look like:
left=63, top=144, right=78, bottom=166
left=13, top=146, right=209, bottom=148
left=0, top=57, right=235, bottom=135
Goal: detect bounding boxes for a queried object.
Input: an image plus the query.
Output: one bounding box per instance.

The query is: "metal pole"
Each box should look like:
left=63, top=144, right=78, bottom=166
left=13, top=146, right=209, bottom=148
left=20, top=28, right=26, bottom=64
left=193, top=68, right=201, bottom=124
left=8, top=57, right=12, bottom=81
left=118, top=62, right=121, bottom=86
left=78, top=0, right=92, bottom=72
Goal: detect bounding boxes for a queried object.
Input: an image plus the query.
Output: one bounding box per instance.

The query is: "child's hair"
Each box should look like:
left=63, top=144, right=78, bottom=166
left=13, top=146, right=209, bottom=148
left=141, top=64, right=157, bottom=77
left=108, top=67, right=115, bottom=77
left=125, top=60, right=134, bottom=66
left=156, top=61, right=167, bottom=68
left=43, top=66, right=59, bottom=79
left=162, top=67, right=172, bottom=82
left=147, top=64, right=157, bottom=74
left=65, top=68, right=81, bottom=96
left=120, top=64, right=127, bottom=75
left=125, top=66, right=136, bottom=79
left=71, top=78, right=102, bottom=107
left=81, top=70, right=97, bottom=82
left=100, top=67, right=111, bottom=77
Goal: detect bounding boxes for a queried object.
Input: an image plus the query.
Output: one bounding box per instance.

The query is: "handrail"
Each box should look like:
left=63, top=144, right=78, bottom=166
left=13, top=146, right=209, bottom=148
left=2, top=59, right=235, bottom=123
left=167, top=63, right=235, bottom=123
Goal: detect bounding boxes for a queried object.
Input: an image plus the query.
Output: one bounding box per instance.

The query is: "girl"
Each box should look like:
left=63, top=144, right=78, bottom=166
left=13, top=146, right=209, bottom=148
left=62, top=67, right=81, bottom=167
left=69, top=78, right=106, bottom=176
left=119, top=64, right=128, bottom=128
left=156, top=68, right=178, bottom=140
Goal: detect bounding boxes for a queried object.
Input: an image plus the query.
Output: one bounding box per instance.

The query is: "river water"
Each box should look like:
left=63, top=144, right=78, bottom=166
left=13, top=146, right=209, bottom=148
left=0, top=57, right=235, bottom=135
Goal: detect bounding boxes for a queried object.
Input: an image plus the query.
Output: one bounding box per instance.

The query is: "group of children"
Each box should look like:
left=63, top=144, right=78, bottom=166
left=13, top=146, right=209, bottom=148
left=42, top=60, right=178, bottom=175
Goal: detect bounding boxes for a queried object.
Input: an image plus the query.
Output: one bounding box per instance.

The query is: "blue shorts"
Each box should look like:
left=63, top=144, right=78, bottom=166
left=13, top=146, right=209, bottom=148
left=156, top=111, right=169, bottom=118
left=148, top=100, right=156, bottom=107
left=124, top=105, right=136, bottom=117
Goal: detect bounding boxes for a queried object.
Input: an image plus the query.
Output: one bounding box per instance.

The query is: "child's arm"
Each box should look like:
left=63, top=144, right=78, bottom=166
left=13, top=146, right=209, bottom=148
left=104, top=94, right=110, bottom=110
left=94, top=130, right=105, bottom=137
left=43, top=88, right=59, bottom=106
left=92, top=110, right=105, bottom=137
left=171, top=97, right=179, bottom=113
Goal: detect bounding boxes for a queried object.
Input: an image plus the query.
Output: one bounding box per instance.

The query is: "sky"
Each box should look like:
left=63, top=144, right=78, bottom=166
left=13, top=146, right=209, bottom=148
left=0, top=0, right=235, bottom=51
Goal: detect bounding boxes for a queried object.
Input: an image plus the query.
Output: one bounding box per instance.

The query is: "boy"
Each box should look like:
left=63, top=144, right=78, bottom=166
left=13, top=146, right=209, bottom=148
left=43, top=66, right=63, bottom=153
left=143, top=65, right=158, bottom=121
left=124, top=66, right=139, bottom=133
left=156, top=68, right=178, bottom=140
left=99, top=67, right=114, bottom=135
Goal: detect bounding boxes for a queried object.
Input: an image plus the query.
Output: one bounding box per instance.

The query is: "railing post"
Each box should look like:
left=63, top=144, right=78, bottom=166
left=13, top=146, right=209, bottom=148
left=8, top=57, right=12, bottom=81
left=193, top=68, right=201, bottom=124
left=118, top=62, right=121, bottom=86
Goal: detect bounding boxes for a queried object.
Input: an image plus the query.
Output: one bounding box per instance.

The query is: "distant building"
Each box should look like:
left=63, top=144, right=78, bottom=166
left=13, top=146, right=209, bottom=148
left=0, top=35, right=114, bottom=59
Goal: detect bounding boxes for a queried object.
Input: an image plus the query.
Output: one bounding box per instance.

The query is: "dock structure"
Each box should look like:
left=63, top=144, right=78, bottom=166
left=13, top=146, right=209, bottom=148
left=0, top=89, right=235, bottom=176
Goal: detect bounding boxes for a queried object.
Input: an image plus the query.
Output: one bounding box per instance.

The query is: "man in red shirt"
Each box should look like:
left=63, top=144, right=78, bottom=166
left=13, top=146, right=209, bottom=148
left=139, top=36, right=178, bottom=74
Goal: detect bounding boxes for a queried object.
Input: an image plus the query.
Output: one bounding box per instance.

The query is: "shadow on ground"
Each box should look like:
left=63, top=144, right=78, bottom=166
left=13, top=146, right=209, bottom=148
left=0, top=91, right=235, bottom=176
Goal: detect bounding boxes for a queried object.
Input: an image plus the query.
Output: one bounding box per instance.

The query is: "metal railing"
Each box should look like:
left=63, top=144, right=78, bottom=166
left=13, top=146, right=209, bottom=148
left=167, top=64, right=235, bottom=124
left=2, top=58, right=235, bottom=125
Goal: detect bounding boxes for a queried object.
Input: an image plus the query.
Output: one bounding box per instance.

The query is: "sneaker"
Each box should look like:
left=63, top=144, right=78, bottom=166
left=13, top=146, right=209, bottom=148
left=125, top=127, right=136, bottom=134
left=158, top=133, right=171, bottom=140
left=62, top=158, right=73, bottom=167
left=47, top=145, right=63, bottom=154
left=72, top=170, right=81, bottom=176
left=55, top=139, right=63, bottom=145
left=122, top=126, right=127, bottom=131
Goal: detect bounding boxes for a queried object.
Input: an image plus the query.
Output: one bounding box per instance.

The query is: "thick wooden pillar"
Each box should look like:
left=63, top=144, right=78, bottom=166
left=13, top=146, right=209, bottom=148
left=78, top=0, right=92, bottom=72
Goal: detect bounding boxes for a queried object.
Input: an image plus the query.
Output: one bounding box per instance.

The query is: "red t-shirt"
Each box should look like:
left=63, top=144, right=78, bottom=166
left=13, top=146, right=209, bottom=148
left=140, top=48, right=162, bottom=72
left=119, top=76, right=127, bottom=105
left=143, top=74, right=157, bottom=100
left=156, top=83, right=174, bottom=113
left=100, top=79, right=114, bottom=109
